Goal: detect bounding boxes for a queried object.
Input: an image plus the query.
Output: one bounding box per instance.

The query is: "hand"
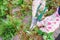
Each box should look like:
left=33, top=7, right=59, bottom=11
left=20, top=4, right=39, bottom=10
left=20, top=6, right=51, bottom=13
left=37, top=8, right=60, bottom=33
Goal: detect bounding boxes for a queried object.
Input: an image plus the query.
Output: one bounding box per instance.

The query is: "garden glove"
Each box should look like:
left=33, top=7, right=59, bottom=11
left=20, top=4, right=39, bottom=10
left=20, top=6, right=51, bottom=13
left=37, top=7, right=60, bottom=33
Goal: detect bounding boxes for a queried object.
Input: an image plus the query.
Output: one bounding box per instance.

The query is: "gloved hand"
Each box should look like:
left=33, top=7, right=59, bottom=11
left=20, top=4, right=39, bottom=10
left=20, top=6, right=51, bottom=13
left=37, top=8, right=60, bottom=33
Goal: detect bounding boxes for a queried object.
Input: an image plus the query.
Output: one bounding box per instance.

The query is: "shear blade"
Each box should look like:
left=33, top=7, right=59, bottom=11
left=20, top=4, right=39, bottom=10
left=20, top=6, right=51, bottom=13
left=30, top=17, right=37, bottom=30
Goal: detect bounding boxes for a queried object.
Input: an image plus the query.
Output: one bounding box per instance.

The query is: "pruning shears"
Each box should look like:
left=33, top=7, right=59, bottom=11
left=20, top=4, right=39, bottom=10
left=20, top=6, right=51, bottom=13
left=30, top=2, right=47, bottom=30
